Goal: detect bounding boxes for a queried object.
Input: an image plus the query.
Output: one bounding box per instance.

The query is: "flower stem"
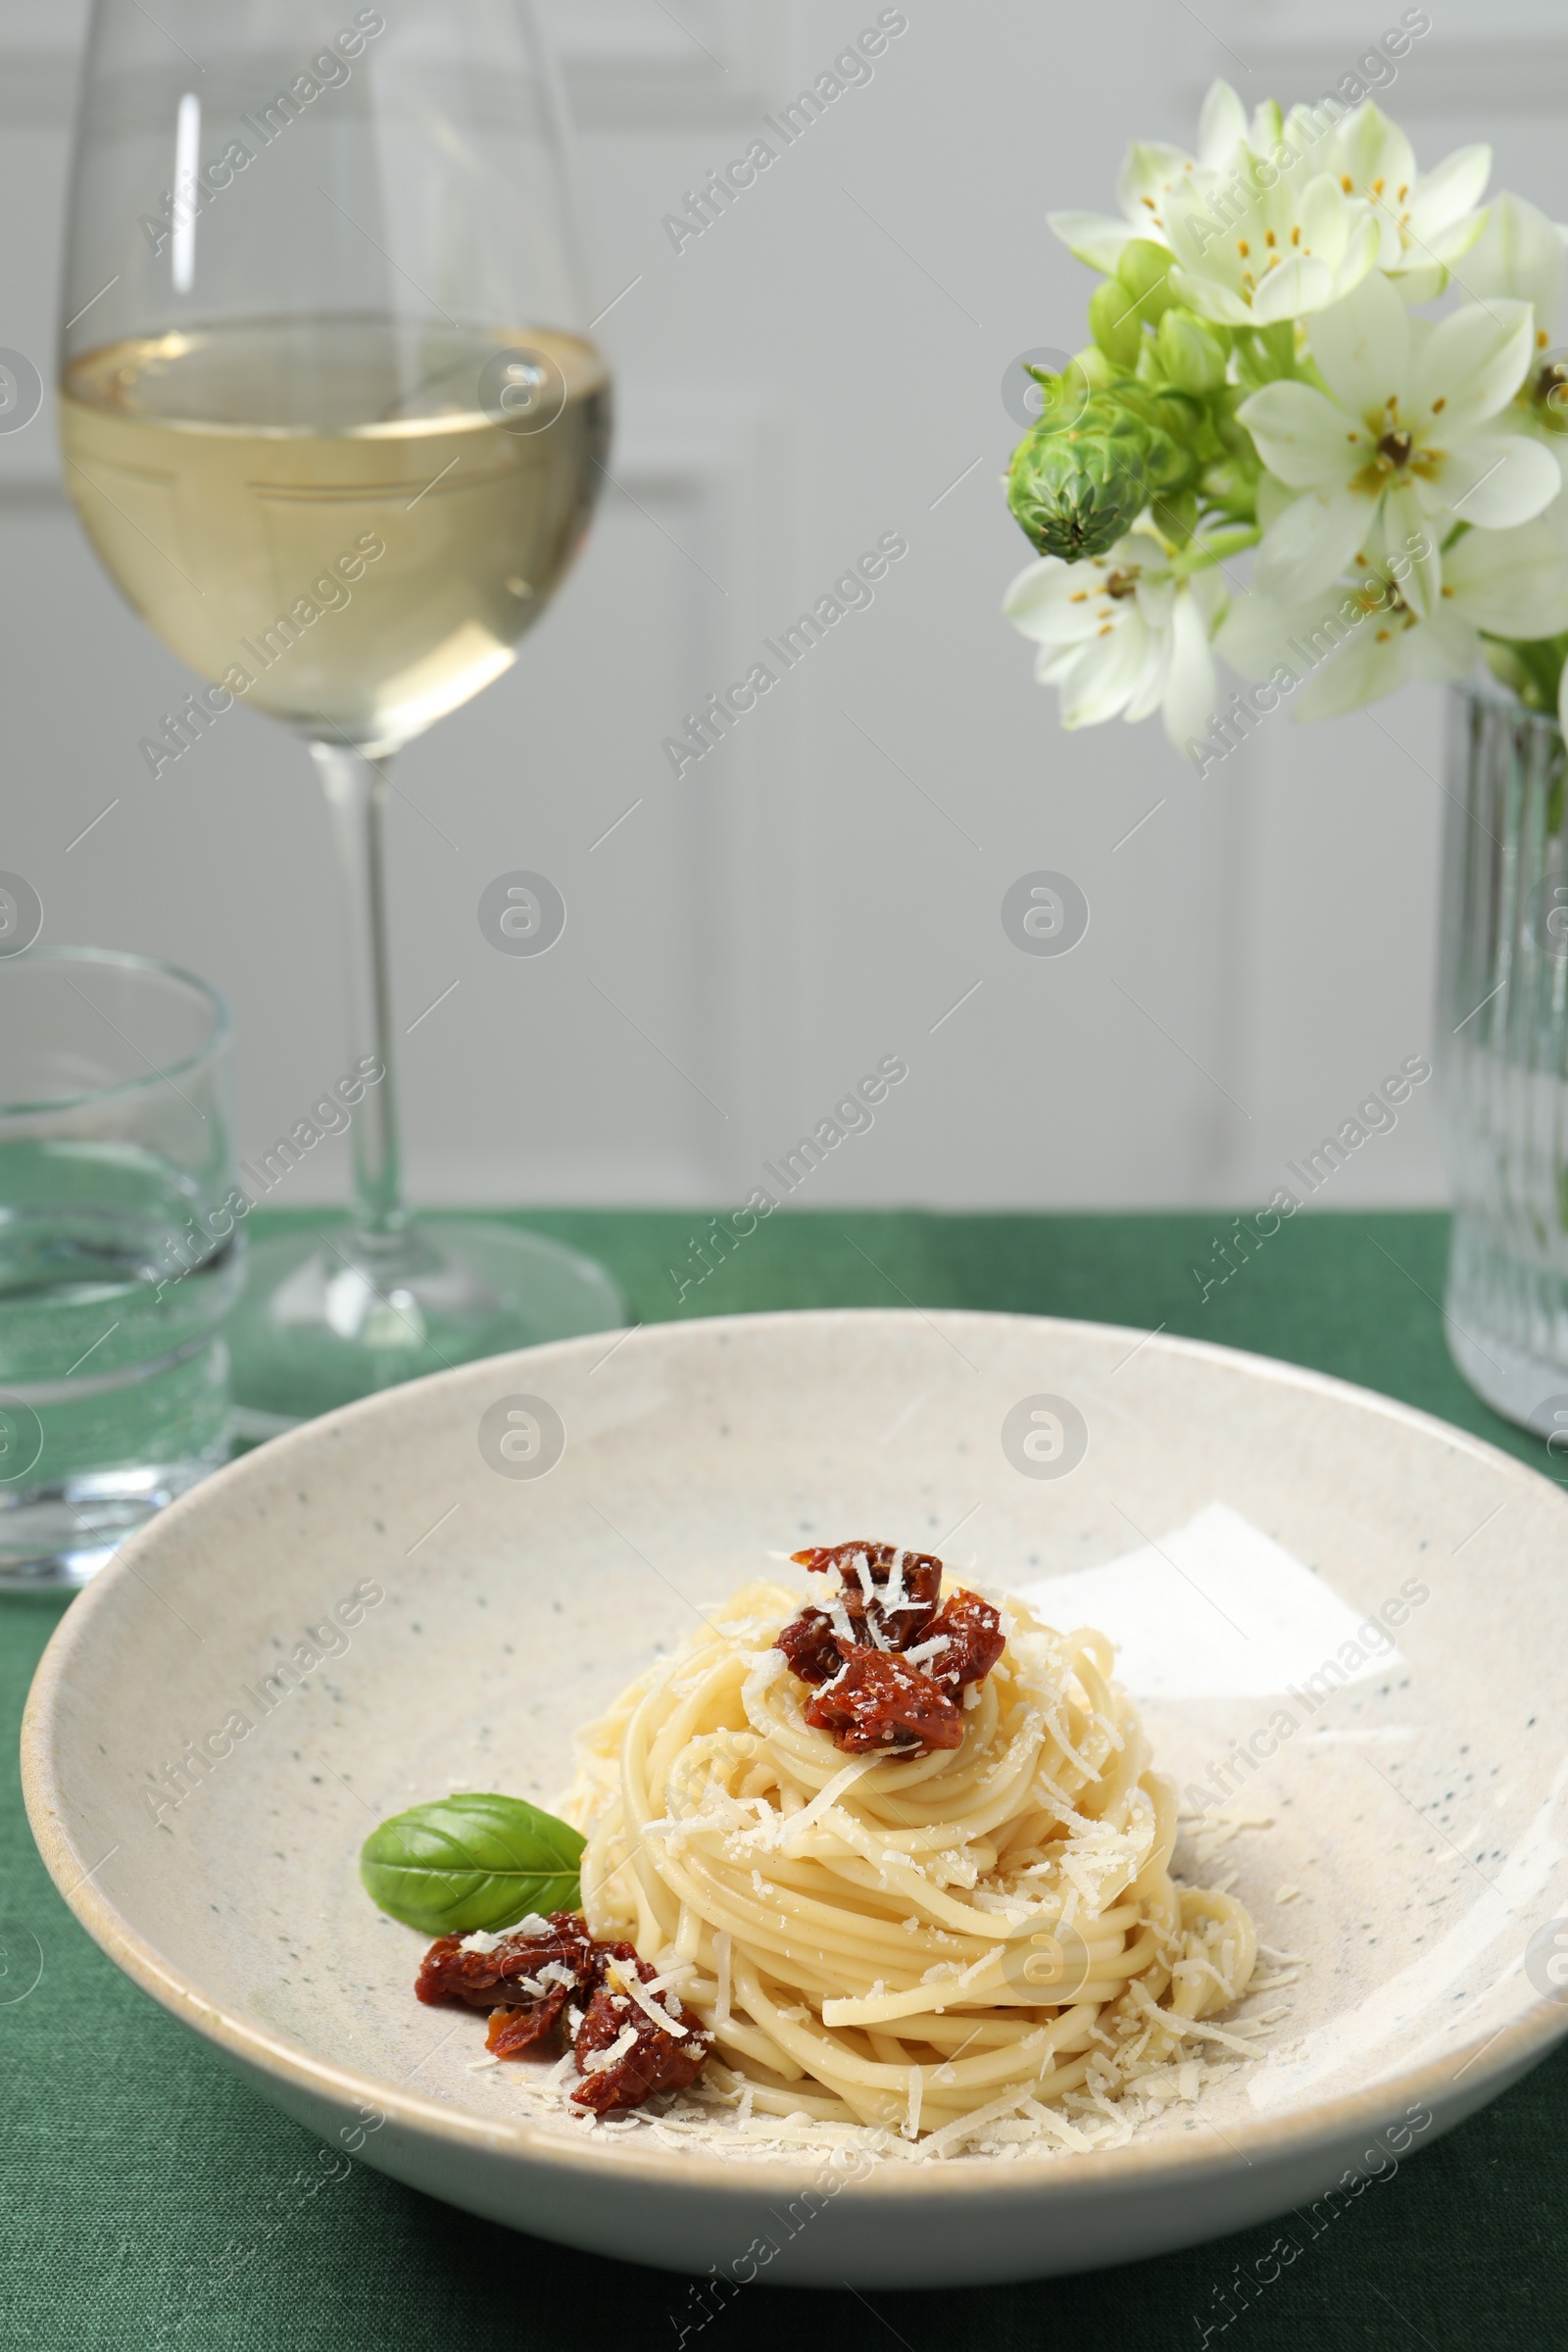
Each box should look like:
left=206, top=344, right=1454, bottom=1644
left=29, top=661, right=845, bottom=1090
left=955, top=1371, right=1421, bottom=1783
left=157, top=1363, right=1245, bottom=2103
left=1172, top=527, right=1258, bottom=577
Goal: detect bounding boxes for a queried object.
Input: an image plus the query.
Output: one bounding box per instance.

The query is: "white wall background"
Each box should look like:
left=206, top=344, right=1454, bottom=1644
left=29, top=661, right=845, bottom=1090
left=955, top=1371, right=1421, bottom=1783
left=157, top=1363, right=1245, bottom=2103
left=4, top=0, right=1561, bottom=1212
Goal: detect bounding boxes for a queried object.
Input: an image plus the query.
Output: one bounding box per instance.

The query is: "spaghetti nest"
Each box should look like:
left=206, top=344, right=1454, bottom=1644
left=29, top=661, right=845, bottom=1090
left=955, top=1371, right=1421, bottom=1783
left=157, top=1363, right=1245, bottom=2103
left=566, top=1579, right=1257, bottom=2142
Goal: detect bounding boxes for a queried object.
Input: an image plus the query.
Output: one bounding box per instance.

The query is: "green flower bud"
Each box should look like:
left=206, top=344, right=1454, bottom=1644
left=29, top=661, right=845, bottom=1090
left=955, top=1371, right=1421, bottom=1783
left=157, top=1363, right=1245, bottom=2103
left=1021, top=355, right=1100, bottom=433
left=1115, top=238, right=1176, bottom=322
left=1135, top=336, right=1166, bottom=388
left=1007, top=388, right=1183, bottom=562
left=1233, top=319, right=1297, bottom=388
left=1210, top=387, right=1253, bottom=457
left=1088, top=278, right=1144, bottom=369
left=1199, top=453, right=1259, bottom=523
left=1156, top=307, right=1229, bottom=396
left=1149, top=485, right=1198, bottom=546
left=1482, top=639, right=1531, bottom=698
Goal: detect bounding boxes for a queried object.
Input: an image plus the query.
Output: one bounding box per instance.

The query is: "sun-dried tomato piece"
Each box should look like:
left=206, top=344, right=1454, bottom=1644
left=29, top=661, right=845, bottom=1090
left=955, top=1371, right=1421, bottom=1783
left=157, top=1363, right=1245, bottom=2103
left=776, top=1544, right=1007, bottom=1756
left=789, top=1542, right=944, bottom=1650
left=924, top=1590, right=1005, bottom=1691
left=804, top=1646, right=963, bottom=1753
left=416, top=1910, right=600, bottom=2016
left=485, top=1985, right=570, bottom=2056
left=570, top=1958, right=711, bottom=2113
left=416, top=1910, right=605, bottom=2065
left=416, top=1915, right=711, bottom=2110
left=775, top=1607, right=843, bottom=1686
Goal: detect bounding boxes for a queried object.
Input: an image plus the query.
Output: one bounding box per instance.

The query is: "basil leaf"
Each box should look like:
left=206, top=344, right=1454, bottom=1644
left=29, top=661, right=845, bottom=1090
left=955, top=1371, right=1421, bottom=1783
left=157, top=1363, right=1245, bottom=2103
left=360, top=1792, right=585, bottom=1935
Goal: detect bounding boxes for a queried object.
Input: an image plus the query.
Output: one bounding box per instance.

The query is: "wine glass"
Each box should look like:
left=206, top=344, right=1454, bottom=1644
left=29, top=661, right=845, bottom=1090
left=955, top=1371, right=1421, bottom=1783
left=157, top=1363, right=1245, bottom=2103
left=58, top=0, right=624, bottom=1432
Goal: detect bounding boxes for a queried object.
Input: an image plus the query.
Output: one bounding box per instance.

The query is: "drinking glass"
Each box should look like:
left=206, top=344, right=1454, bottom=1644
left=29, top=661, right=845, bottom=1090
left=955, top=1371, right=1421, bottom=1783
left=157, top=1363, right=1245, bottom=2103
left=58, top=0, right=624, bottom=1432
left=0, top=949, right=238, bottom=1587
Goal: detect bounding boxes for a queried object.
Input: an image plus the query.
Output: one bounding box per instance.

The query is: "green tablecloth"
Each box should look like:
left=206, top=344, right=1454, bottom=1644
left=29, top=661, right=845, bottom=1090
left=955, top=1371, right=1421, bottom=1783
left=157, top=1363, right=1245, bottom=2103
left=6, top=1209, right=1564, bottom=2349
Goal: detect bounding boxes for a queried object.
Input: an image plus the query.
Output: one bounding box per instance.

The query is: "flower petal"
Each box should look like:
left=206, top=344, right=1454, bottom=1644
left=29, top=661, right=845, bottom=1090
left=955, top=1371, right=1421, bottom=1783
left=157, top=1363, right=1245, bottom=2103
left=1436, top=433, right=1562, bottom=529
left=1256, top=481, right=1378, bottom=602
left=1159, top=589, right=1220, bottom=748
left=1282, top=104, right=1342, bottom=179
left=1002, top=556, right=1068, bottom=636
left=1329, top=102, right=1417, bottom=212
left=1250, top=252, right=1338, bottom=324
left=1188, top=564, right=1229, bottom=632
left=1130, top=568, right=1175, bottom=632
left=1309, top=270, right=1410, bottom=417
left=1421, top=210, right=1489, bottom=267
left=1296, top=172, right=1356, bottom=268
left=1394, top=262, right=1450, bottom=305
left=1249, top=100, right=1284, bottom=158
left=1121, top=526, right=1175, bottom=567
left=1405, top=607, right=1481, bottom=681
left=1445, top=512, right=1568, bottom=633
left=1033, top=642, right=1080, bottom=686
left=1122, top=631, right=1171, bottom=724
left=1197, top=80, right=1248, bottom=170
left=1464, top=189, right=1567, bottom=337
left=1255, top=469, right=1298, bottom=532
left=1381, top=479, right=1440, bottom=617
left=1292, top=624, right=1412, bottom=720
left=1116, top=142, right=1200, bottom=234
left=1408, top=298, right=1536, bottom=435
left=1166, top=266, right=1255, bottom=327
left=1056, top=612, right=1152, bottom=727
left=1010, top=594, right=1106, bottom=651
left=1407, top=144, right=1492, bottom=242
left=1327, top=204, right=1385, bottom=303
left=1238, top=380, right=1364, bottom=489
left=1217, top=587, right=1316, bottom=682
left=1048, top=210, right=1141, bottom=270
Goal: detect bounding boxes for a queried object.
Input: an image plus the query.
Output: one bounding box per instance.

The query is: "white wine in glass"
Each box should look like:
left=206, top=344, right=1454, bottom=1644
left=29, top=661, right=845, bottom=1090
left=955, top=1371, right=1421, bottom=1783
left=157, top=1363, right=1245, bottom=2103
left=61, top=320, right=610, bottom=749
left=60, top=2, right=624, bottom=1427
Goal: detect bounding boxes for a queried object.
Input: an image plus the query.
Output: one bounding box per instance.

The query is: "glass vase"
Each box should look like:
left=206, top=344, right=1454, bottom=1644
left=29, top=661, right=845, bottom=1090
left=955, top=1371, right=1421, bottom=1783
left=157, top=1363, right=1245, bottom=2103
left=1440, top=678, right=1568, bottom=1438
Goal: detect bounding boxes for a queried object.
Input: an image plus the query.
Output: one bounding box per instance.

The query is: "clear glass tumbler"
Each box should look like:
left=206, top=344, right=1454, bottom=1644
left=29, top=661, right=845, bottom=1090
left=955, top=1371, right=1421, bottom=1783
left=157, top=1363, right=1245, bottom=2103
left=0, top=949, right=240, bottom=1587
left=1440, top=680, right=1568, bottom=1437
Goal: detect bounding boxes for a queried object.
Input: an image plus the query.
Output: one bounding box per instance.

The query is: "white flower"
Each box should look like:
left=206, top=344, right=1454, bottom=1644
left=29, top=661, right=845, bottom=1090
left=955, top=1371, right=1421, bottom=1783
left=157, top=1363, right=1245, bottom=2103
left=1004, top=528, right=1224, bottom=753
left=1163, top=156, right=1380, bottom=326
left=1313, top=102, right=1490, bottom=299
left=1464, top=191, right=1568, bottom=488
left=1466, top=189, right=1567, bottom=339
left=1239, top=270, right=1559, bottom=616
left=1049, top=80, right=1274, bottom=270
left=1219, top=513, right=1568, bottom=719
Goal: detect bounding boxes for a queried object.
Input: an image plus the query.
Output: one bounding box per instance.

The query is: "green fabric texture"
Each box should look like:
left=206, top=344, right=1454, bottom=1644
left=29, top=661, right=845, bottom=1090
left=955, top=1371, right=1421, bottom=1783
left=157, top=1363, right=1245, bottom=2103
left=5, top=1207, right=1564, bottom=2350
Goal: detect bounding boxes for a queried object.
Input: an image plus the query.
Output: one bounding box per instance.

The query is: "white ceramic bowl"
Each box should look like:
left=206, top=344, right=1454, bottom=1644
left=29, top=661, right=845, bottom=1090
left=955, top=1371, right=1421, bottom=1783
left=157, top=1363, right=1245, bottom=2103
left=24, top=1309, right=1568, bottom=2286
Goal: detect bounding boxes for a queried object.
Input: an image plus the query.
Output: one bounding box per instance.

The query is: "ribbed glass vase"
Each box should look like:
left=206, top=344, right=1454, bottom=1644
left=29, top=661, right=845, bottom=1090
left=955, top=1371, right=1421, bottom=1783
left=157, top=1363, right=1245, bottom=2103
left=1440, top=679, right=1568, bottom=1438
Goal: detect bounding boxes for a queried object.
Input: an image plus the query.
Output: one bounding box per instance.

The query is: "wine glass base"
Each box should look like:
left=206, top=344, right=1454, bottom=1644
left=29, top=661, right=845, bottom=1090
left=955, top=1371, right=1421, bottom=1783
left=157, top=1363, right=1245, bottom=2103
left=225, top=1215, right=625, bottom=1435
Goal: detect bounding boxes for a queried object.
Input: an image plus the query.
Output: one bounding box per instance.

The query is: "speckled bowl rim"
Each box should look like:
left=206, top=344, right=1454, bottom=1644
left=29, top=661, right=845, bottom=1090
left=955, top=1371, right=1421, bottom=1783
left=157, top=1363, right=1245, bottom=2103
left=23, top=1307, right=1568, bottom=2203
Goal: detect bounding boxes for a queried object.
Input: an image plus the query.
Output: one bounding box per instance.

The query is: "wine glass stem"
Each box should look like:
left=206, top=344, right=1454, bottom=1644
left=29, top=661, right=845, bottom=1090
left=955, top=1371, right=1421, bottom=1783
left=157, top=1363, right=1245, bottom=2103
left=311, top=740, right=408, bottom=1245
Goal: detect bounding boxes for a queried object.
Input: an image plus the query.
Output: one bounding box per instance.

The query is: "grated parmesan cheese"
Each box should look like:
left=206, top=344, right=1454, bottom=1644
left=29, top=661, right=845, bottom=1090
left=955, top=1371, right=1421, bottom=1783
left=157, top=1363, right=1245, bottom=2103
left=580, top=2025, right=639, bottom=2075
left=609, top=1965, right=690, bottom=2038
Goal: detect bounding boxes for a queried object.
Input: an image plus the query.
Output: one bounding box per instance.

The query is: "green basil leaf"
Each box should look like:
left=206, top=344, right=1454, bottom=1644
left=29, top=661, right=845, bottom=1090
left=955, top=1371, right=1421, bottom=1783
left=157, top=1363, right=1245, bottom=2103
left=360, top=1792, right=585, bottom=1936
